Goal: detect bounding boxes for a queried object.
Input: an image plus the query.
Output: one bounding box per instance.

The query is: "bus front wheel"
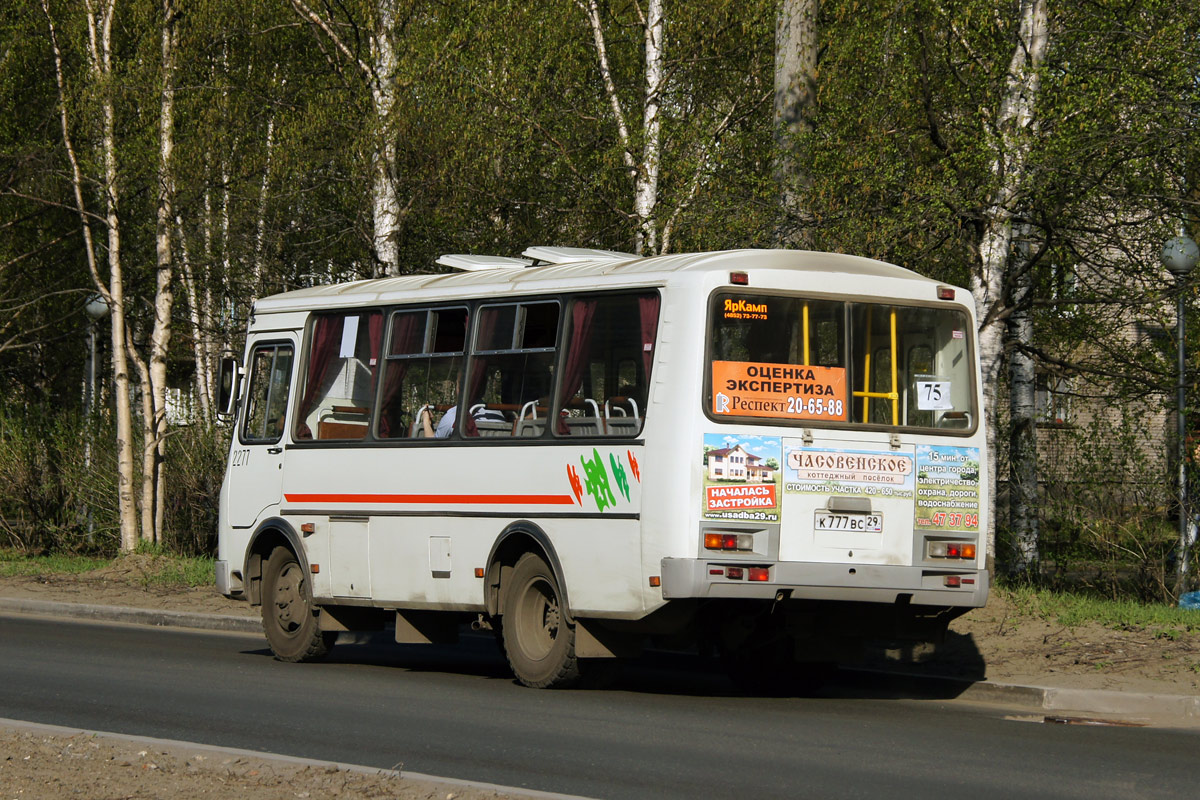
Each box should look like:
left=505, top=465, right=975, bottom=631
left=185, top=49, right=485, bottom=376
left=261, top=546, right=335, bottom=662
left=502, top=552, right=581, bottom=688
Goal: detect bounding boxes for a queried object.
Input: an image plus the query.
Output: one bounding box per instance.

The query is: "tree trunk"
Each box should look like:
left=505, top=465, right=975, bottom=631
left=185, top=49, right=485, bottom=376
left=633, top=0, right=664, bottom=255
left=369, top=0, right=402, bottom=277
left=84, top=0, right=140, bottom=552
left=773, top=0, right=817, bottom=247
left=970, top=0, right=1049, bottom=572
left=143, top=0, right=180, bottom=544
left=252, top=71, right=278, bottom=296
left=1008, top=227, right=1039, bottom=574
left=579, top=0, right=664, bottom=255
left=177, top=219, right=212, bottom=421
left=289, top=0, right=404, bottom=276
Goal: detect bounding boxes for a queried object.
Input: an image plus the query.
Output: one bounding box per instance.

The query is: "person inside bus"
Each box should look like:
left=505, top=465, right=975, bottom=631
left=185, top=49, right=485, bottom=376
left=421, top=373, right=506, bottom=438
left=421, top=402, right=509, bottom=437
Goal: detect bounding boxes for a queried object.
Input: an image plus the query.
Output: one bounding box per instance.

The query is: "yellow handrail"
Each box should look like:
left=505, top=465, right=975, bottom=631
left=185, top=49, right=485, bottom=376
left=890, top=308, right=899, bottom=425
left=851, top=307, right=900, bottom=425
left=861, top=310, right=872, bottom=420
left=802, top=302, right=810, bottom=365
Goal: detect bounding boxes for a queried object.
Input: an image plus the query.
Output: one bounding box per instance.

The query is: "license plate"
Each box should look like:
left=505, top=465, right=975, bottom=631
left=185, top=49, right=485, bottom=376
left=814, top=511, right=882, bottom=532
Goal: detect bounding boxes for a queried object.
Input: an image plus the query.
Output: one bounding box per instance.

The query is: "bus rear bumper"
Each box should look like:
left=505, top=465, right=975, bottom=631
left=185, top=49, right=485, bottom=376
left=660, top=558, right=988, bottom=608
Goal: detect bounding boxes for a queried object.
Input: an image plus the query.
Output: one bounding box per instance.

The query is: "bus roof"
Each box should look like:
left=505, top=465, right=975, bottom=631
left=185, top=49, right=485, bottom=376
left=252, top=248, right=946, bottom=314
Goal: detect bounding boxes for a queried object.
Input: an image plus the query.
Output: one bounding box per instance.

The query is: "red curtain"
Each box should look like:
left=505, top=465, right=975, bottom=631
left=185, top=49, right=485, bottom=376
left=367, top=311, right=383, bottom=396
left=554, top=298, right=598, bottom=433
left=639, top=294, right=660, bottom=382
left=377, top=312, right=422, bottom=438
left=294, top=315, right=344, bottom=439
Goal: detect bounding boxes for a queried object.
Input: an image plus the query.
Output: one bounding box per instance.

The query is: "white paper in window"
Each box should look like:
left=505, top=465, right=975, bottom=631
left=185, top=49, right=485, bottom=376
left=339, top=316, right=360, bottom=358
left=916, top=380, right=953, bottom=410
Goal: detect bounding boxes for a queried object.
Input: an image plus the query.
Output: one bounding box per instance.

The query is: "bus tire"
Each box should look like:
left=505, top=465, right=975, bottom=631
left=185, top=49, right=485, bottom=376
left=261, top=546, right=335, bottom=663
left=502, top=552, right=581, bottom=688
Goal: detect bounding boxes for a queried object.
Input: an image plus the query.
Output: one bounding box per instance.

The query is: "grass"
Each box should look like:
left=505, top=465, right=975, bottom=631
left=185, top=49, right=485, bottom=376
left=0, top=547, right=214, bottom=589
left=0, top=551, right=108, bottom=577
left=995, top=582, right=1200, bottom=636
left=138, top=555, right=214, bottom=588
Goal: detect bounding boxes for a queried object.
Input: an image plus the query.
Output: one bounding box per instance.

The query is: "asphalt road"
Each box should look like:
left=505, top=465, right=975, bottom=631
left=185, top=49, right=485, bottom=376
left=1, top=613, right=1197, bottom=799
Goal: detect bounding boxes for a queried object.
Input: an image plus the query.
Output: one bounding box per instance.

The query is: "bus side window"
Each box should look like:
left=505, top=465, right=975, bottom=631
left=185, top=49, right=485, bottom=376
left=293, top=311, right=383, bottom=441
left=242, top=343, right=293, bottom=444
left=554, top=292, right=659, bottom=437
left=466, top=302, right=560, bottom=438
left=376, top=307, right=467, bottom=440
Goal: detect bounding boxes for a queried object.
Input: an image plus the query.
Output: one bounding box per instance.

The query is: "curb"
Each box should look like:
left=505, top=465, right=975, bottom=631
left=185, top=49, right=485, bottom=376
left=4, top=596, right=1198, bottom=724
left=846, top=667, right=1200, bottom=724
left=0, top=597, right=261, bottom=634
left=960, top=675, right=1200, bottom=720
left=0, top=716, right=591, bottom=800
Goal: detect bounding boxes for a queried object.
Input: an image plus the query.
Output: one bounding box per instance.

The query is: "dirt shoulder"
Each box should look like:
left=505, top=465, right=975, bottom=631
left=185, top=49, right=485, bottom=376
left=0, top=724, right=531, bottom=800
left=1, top=555, right=1198, bottom=698
left=925, top=593, right=1200, bottom=696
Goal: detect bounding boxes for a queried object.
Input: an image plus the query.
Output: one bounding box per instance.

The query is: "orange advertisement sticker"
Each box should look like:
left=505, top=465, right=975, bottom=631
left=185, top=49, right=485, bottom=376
left=711, top=361, right=848, bottom=421
left=706, top=483, right=776, bottom=511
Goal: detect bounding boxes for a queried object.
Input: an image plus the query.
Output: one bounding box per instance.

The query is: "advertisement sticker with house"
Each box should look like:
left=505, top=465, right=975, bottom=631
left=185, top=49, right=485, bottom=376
left=701, top=434, right=782, bottom=522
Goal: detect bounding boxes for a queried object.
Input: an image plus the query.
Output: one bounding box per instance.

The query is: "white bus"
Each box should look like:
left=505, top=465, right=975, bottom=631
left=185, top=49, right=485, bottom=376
left=216, top=247, right=988, bottom=688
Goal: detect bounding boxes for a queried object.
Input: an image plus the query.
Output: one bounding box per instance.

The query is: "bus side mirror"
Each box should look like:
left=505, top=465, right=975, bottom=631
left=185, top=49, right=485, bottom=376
left=216, top=355, right=242, bottom=419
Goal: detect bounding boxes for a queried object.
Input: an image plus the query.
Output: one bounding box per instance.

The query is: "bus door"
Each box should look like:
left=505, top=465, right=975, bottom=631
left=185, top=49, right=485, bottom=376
left=227, top=335, right=297, bottom=528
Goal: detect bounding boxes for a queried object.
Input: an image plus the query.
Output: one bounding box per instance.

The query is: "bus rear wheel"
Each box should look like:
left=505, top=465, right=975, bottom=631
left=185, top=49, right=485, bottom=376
left=502, top=552, right=581, bottom=688
left=261, top=546, right=335, bottom=663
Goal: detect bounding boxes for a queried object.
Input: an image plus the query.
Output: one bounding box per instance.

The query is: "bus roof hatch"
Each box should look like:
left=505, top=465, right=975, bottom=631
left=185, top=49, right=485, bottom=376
left=435, top=254, right=533, bottom=271
left=521, top=246, right=639, bottom=265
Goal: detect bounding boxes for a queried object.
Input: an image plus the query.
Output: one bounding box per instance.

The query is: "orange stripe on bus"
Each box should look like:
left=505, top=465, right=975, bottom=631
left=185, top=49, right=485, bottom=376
left=284, top=493, right=577, bottom=506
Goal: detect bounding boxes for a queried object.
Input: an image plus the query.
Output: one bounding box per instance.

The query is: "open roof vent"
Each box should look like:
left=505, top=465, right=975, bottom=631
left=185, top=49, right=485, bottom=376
left=435, top=254, right=534, bottom=272
left=520, top=246, right=639, bottom=265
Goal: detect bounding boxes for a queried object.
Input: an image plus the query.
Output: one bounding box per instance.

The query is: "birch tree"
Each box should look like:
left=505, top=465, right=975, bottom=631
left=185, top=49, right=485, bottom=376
left=141, top=0, right=181, bottom=543
left=578, top=0, right=771, bottom=254
left=42, top=0, right=140, bottom=551
left=972, top=0, right=1048, bottom=571
left=288, top=0, right=478, bottom=276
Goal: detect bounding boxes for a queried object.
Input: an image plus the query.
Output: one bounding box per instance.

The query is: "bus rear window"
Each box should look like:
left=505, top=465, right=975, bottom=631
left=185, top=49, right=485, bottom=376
left=708, top=292, right=975, bottom=431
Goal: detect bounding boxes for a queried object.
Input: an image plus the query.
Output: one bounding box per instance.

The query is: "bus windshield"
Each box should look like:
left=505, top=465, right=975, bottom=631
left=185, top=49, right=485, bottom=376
left=708, top=292, right=975, bottom=431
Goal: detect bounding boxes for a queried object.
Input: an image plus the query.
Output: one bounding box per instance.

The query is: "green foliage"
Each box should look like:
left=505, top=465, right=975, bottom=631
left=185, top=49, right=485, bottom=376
left=995, top=583, right=1200, bottom=633
left=0, top=402, right=120, bottom=554
left=161, top=422, right=232, bottom=556
left=0, top=547, right=214, bottom=588
left=997, top=401, right=1180, bottom=602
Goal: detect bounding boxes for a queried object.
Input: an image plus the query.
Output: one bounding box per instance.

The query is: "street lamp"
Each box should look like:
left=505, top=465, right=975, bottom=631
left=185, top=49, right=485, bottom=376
left=83, top=293, right=110, bottom=414
left=1161, top=235, right=1199, bottom=597
left=81, top=292, right=109, bottom=541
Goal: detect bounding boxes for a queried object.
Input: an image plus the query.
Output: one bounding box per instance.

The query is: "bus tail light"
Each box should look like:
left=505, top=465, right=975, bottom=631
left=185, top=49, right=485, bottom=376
left=705, top=533, right=754, bottom=551
left=944, top=575, right=962, bottom=587
left=937, top=286, right=955, bottom=300
left=730, top=271, right=749, bottom=285
left=726, top=567, right=744, bottom=580
left=748, top=567, right=770, bottom=582
left=929, top=541, right=977, bottom=560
